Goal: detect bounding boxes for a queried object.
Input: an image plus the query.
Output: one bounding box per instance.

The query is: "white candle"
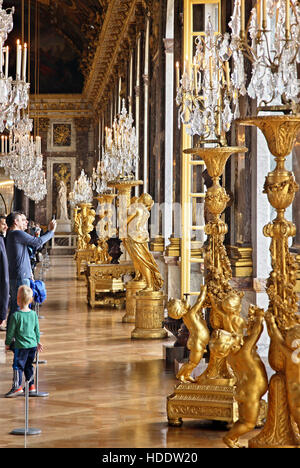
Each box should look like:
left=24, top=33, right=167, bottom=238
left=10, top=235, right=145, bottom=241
left=0, top=40, right=3, bottom=76
left=16, top=40, right=22, bottom=79
left=5, top=46, right=9, bottom=79
left=262, top=0, right=267, bottom=28
left=22, top=43, right=27, bottom=81
left=240, top=0, right=245, bottom=38
left=36, top=136, right=41, bottom=155
left=176, top=61, right=180, bottom=88
left=286, top=0, right=290, bottom=36
left=1, top=136, right=4, bottom=153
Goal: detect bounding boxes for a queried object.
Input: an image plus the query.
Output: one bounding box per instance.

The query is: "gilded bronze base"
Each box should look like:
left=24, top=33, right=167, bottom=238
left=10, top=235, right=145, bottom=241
left=150, top=236, right=165, bottom=252
left=167, top=382, right=239, bottom=426
left=131, top=290, right=168, bottom=339
left=165, top=237, right=181, bottom=257
left=226, top=245, right=253, bottom=277
left=122, top=280, right=147, bottom=323
left=167, top=382, right=267, bottom=429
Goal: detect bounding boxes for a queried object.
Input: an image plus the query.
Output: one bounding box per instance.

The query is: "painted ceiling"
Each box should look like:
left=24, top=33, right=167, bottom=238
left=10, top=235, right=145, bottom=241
left=3, top=0, right=108, bottom=93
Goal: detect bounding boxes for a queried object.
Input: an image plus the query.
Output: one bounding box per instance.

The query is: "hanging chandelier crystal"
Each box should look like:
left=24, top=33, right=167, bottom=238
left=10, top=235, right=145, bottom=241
left=92, top=158, right=111, bottom=194
left=229, top=0, right=300, bottom=111
left=176, top=17, right=238, bottom=144
left=69, top=169, right=93, bottom=206
left=0, top=0, right=13, bottom=42
left=102, top=99, right=139, bottom=181
left=0, top=1, right=29, bottom=132
left=0, top=114, right=47, bottom=202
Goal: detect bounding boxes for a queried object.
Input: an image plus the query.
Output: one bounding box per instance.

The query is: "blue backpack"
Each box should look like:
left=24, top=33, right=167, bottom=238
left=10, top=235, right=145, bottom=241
left=30, top=279, right=47, bottom=304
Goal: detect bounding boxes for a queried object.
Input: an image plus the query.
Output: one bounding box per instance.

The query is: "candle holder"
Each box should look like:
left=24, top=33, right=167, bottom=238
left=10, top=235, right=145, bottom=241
left=238, top=114, right=300, bottom=448
left=94, top=193, right=117, bottom=265
left=229, top=0, right=300, bottom=110
left=167, top=145, right=252, bottom=427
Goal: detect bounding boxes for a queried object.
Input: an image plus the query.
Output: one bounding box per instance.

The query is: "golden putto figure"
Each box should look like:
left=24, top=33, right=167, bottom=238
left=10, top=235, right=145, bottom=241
left=124, top=193, right=163, bottom=292
left=167, top=285, right=210, bottom=383
left=223, top=307, right=268, bottom=449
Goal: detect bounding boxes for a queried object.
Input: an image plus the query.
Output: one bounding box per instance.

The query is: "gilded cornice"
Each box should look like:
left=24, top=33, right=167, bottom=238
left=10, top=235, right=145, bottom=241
left=83, top=0, right=144, bottom=109
left=29, top=94, right=94, bottom=120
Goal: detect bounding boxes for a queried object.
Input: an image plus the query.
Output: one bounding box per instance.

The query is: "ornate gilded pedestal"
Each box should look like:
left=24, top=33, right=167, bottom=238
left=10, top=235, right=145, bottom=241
left=167, top=145, right=249, bottom=426
left=239, top=115, right=300, bottom=448
left=74, top=202, right=96, bottom=278
left=86, top=262, right=135, bottom=308
left=122, top=279, right=146, bottom=323
left=76, top=248, right=97, bottom=279
left=167, top=383, right=239, bottom=427
left=131, top=290, right=167, bottom=339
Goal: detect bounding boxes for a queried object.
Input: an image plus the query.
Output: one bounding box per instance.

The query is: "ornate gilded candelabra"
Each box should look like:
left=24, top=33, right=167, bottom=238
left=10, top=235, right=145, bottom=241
left=167, top=18, right=254, bottom=427
left=94, top=193, right=116, bottom=265
left=238, top=115, right=300, bottom=448
left=70, top=170, right=96, bottom=278
left=226, top=0, right=300, bottom=449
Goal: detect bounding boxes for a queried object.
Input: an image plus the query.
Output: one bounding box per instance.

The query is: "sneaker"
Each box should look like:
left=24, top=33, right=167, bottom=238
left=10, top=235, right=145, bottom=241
left=5, top=387, right=24, bottom=398
left=29, top=385, right=36, bottom=394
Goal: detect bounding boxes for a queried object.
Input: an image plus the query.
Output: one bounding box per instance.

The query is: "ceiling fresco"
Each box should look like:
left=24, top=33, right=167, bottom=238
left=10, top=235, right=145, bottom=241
left=3, top=0, right=108, bottom=93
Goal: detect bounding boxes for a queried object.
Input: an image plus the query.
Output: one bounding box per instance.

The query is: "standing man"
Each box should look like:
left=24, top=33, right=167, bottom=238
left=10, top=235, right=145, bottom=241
left=5, top=212, right=56, bottom=320
left=0, top=214, right=8, bottom=239
left=0, top=234, right=9, bottom=331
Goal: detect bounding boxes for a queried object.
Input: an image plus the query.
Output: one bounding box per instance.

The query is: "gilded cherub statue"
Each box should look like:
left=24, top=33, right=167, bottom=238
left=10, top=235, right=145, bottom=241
left=124, top=193, right=163, bottom=291
left=265, top=312, right=300, bottom=436
left=167, top=285, right=210, bottom=383
left=223, top=306, right=268, bottom=448
left=197, top=290, right=245, bottom=383
left=209, top=290, right=246, bottom=335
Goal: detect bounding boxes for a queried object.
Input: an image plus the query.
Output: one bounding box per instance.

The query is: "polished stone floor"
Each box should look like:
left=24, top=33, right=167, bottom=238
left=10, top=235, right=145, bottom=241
left=0, top=256, right=259, bottom=448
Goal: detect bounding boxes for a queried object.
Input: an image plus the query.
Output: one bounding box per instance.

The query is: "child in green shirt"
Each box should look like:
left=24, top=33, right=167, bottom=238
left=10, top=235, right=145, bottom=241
left=5, top=285, right=43, bottom=397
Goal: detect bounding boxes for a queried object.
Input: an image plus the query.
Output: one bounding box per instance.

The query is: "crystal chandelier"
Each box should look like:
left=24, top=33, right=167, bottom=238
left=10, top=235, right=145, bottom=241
left=0, top=1, right=29, bottom=132
left=102, top=99, right=139, bottom=181
left=229, top=0, right=300, bottom=111
left=69, top=169, right=93, bottom=206
left=176, top=17, right=238, bottom=144
left=0, top=114, right=47, bottom=202
left=92, top=158, right=111, bottom=194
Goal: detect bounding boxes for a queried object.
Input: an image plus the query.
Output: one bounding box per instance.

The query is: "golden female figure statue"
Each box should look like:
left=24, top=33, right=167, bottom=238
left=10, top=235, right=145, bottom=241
left=223, top=307, right=268, bottom=448
left=167, top=285, right=210, bottom=383
left=125, top=193, right=163, bottom=292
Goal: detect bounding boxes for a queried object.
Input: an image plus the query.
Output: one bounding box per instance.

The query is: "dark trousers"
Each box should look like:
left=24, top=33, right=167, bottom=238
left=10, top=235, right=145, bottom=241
left=12, top=347, right=36, bottom=389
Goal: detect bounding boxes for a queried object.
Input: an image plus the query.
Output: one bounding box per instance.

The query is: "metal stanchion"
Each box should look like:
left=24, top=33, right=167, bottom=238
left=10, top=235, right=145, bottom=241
left=11, top=381, right=42, bottom=438
left=30, top=349, right=49, bottom=398
left=34, top=303, right=47, bottom=365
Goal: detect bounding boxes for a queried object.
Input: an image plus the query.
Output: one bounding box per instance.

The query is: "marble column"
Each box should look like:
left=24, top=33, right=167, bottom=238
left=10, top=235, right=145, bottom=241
left=135, top=35, right=141, bottom=196
left=163, top=0, right=174, bottom=244
left=143, top=16, right=150, bottom=194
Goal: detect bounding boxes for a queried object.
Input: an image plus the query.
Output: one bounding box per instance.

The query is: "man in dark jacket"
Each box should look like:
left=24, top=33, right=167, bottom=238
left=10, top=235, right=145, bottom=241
left=0, top=236, right=9, bottom=330
left=5, top=212, right=56, bottom=321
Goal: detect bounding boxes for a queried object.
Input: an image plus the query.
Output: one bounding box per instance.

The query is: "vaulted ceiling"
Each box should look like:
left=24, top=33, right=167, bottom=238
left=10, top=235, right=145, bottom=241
left=3, top=0, right=108, bottom=93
